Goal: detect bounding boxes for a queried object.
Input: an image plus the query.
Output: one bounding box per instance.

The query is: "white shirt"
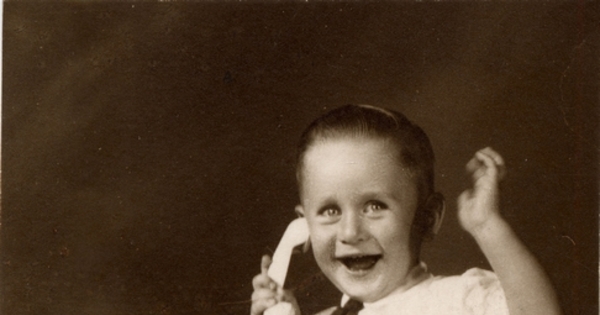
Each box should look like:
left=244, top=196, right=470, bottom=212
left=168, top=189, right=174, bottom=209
left=339, top=263, right=509, bottom=315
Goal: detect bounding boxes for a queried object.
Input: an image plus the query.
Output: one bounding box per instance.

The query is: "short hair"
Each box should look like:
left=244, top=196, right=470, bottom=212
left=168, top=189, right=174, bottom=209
left=296, top=104, right=436, bottom=205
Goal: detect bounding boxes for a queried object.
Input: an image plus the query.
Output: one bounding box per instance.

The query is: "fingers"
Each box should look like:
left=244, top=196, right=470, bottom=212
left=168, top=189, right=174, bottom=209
left=467, top=147, right=506, bottom=181
left=253, top=271, right=275, bottom=290
left=479, top=147, right=504, bottom=166
left=466, top=156, right=482, bottom=174
left=251, top=289, right=297, bottom=315
left=479, top=147, right=506, bottom=180
left=261, top=255, right=271, bottom=275
left=466, top=156, right=486, bottom=181
left=251, top=288, right=278, bottom=314
left=253, top=272, right=277, bottom=290
left=251, top=255, right=279, bottom=315
left=475, top=151, right=498, bottom=179
left=253, top=255, right=276, bottom=290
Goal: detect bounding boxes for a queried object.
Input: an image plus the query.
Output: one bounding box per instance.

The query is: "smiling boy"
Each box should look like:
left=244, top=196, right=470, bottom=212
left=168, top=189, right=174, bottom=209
left=298, top=137, right=428, bottom=303
left=251, top=105, right=561, bottom=315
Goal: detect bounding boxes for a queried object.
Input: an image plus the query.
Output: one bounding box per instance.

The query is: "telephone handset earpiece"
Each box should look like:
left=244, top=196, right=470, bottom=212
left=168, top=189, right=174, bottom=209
left=264, top=218, right=309, bottom=315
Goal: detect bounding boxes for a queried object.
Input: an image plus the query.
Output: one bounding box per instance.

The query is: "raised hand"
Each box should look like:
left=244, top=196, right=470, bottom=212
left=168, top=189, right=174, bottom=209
left=457, top=147, right=506, bottom=235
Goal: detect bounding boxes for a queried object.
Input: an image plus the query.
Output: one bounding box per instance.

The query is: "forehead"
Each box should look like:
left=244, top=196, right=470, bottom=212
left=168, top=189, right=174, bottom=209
left=305, top=136, right=396, bottom=164
left=303, top=136, right=404, bottom=168
left=300, top=137, right=415, bottom=192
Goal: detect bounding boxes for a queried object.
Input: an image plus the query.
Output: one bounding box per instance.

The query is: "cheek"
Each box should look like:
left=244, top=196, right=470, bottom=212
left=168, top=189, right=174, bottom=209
left=308, top=226, right=336, bottom=261
left=377, top=217, right=413, bottom=250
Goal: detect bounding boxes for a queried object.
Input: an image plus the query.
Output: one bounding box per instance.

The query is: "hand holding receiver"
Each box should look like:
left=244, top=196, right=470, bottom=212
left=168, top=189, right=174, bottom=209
left=251, top=218, right=309, bottom=315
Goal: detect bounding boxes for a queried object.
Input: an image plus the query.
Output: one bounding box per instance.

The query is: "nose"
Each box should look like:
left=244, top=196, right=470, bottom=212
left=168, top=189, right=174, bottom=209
left=338, top=211, right=367, bottom=244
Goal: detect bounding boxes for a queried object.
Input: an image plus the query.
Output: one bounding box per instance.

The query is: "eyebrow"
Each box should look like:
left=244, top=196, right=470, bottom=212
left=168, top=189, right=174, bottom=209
left=315, top=196, right=339, bottom=208
left=360, top=191, right=400, bottom=202
left=307, top=187, right=403, bottom=207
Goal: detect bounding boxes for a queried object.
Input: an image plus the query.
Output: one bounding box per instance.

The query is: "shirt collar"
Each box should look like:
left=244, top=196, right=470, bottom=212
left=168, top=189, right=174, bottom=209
left=340, top=261, right=432, bottom=308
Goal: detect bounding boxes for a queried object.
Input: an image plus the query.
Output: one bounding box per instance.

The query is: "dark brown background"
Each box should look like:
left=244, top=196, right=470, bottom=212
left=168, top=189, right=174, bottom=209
left=2, top=2, right=597, bottom=315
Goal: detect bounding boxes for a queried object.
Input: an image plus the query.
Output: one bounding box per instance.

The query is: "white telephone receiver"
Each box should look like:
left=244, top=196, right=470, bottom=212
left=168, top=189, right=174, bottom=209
left=264, top=217, right=309, bottom=315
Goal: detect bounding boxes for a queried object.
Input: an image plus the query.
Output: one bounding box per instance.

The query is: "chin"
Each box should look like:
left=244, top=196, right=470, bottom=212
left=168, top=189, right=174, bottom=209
left=343, top=287, right=379, bottom=302
left=328, top=263, right=389, bottom=302
left=339, top=281, right=388, bottom=303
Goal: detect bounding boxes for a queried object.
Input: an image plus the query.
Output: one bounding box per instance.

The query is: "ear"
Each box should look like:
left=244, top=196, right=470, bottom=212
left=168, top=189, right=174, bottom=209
left=424, top=192, right=445, bottom=240
left=295, top=205, right=305, bottom=217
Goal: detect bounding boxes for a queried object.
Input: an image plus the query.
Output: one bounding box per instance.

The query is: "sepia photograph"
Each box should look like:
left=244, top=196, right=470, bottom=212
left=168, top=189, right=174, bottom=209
left=2, top=2, right=597, bottom=315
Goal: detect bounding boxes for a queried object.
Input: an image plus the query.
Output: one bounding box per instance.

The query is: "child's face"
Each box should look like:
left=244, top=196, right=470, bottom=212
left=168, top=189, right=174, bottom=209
left=296, top=137, right=420, bottom=302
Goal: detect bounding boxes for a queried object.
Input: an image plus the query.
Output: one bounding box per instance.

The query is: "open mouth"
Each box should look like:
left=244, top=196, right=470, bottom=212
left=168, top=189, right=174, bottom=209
left=338, top=255, right=382, bottom=271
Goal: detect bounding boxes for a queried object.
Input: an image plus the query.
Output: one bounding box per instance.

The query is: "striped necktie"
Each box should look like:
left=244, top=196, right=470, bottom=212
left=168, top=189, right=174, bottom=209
left=332, top=299, right=364, bottom=315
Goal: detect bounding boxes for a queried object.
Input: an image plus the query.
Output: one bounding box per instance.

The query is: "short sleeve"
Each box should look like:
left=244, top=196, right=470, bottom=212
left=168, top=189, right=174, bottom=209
left=460, top=268, right=509, bottom=315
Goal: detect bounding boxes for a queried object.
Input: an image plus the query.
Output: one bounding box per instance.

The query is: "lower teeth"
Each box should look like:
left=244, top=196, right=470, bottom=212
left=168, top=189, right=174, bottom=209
left=343, top=256, right=380, bottom=270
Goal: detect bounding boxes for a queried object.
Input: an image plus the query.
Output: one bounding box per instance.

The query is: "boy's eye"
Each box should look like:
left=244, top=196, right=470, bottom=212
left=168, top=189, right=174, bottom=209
left=364, top=201, right=388, bottom=214
left=318, top=207, right=341, bottom=217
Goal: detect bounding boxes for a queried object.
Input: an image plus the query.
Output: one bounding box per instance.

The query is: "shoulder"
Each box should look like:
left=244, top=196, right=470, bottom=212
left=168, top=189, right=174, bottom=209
left=434, top=267, right=504, bottom=293
left=427, top=268, right=509, bottom=315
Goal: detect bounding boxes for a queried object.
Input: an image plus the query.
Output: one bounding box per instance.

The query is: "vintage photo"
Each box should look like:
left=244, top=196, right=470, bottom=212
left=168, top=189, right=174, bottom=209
left=2, top=2, right=597, bottom=315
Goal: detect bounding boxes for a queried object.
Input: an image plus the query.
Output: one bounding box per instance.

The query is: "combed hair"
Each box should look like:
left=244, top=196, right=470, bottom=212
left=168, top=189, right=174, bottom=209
left=296, top=104, right=435, bottom=204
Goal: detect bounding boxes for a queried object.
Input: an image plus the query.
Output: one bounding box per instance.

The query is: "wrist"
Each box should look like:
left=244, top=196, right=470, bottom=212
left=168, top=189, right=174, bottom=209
left=469, top=214, right=512, bottom=245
